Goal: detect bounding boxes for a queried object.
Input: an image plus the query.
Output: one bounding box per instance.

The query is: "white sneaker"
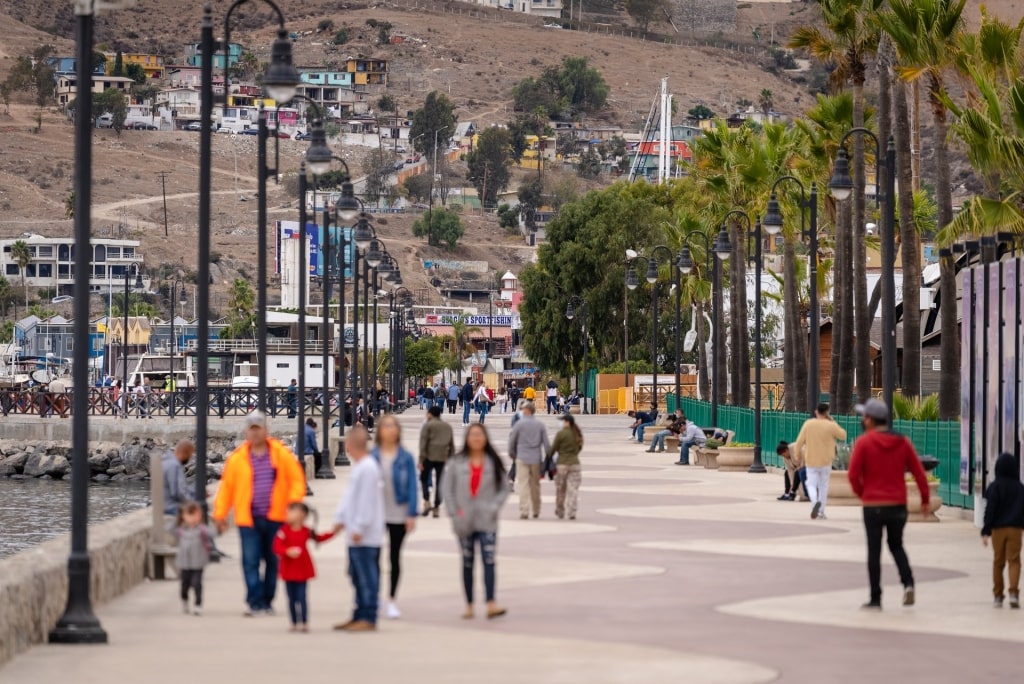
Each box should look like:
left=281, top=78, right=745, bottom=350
left=182, top=600, right=189, bottom=615
left=193, top=606, right=203, bottom=616
left=386, top=602, right=401, bottom=620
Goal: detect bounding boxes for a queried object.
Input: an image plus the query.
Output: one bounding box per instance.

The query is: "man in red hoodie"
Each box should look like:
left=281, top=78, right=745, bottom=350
left=847, top=398, right=930, bottom=611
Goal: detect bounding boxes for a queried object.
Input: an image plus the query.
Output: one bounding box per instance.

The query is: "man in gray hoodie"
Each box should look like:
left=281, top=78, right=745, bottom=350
left=162, top=440, right=195, bottom=515
left=508, top=402, right=549, bottom=519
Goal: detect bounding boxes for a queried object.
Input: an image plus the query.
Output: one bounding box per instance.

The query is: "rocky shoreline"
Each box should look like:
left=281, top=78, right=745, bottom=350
left=0, top=435, right=296, bottom=483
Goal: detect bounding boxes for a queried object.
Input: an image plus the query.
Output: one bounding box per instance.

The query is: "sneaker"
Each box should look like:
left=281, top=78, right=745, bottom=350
left=243, top=607, right=257, bottom=617
left=421, top=504, right=432, bottom=517
left=645, top=448, right=655, bottom=453
left=386, top=602, right=401, bottom=620
left=332, top=620, right=354, bottom=630
left=811, top=502, right=822, bottom=519
left=777, top=493, right=790, bottom=501
left=861, top=601, right=882, bottom=611
left=261, top=607, right=276, bottom=617
left=193, top=606, right=202, bottom=616
left=432, top=508, right=439, bottom=518
left=1009, top=593, right=1019, bottom=609
left=341, top=620, right=377, bottom=632
left=182, top=600, right=189, bottom=615
left=486, top=606, right=507, bottom=619
left=903, top=585, right=915, bottom=606
left=994, top=597, right=1005, bottom=609
left=817, top=513, right=828, bottom=520
left=675, top=461, right=688, bottom=466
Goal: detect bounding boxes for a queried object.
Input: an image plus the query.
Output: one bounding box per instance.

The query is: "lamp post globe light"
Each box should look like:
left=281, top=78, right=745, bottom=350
left=763, top=177, right=821, bottom=412
left=829, top=129, right=897, bottom=419
left=565, top=295, right=590, bottom=414
left=679, top=231, right=721, bottom=427
left=168, top=279, right=187, bottom=419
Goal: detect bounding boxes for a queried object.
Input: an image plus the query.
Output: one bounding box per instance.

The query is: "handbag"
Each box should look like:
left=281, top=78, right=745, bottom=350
left=543, top=455, right=557, bottom=480
left=508, top=460, right=517, bottom=483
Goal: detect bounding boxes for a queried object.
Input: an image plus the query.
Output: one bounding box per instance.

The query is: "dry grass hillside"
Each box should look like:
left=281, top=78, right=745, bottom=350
left=0, top=0, right=1012, bottom=319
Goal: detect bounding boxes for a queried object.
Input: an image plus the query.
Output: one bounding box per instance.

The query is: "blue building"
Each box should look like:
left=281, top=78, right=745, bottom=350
left=184, top=42, right=244, bottom=69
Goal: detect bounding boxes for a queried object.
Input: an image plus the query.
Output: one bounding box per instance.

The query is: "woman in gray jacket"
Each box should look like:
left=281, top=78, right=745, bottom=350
left=442, top=423, right=510, bottom=619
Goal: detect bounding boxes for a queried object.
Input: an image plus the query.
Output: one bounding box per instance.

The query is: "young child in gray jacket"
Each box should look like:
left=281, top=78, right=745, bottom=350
left=173, top=501, right=214, bottom=616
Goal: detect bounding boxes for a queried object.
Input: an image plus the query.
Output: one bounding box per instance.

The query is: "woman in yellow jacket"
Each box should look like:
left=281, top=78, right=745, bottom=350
left=214, top=411, right=306, bottom=616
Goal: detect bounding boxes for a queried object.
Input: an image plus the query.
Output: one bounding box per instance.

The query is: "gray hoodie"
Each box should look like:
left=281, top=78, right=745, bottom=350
left=508, top=415, right=550, bottom=465
left=442, top=456, right=510, bottom=537
left=174, top=524, right=213, bottom=570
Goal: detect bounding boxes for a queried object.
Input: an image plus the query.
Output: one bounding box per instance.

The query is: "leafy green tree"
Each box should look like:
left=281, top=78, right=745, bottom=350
left=377, top=94, right=397, bottom=113
left=0, top=321, right=13, bottom=344
left=220, top=278, right=256, bottom=339
left=333, top=28, right=350, bottom=45
left=625, top=0, right=668, bottom=34
left=517, top=177, right=544, bottom=231
left=318, top=19, right=335, bottom=32
left=27, top=304, right=57, bottom=319
left=576, top=147, right=602, bottom=178
left=124, top=63, right=146, bottom=85
left=402, top=173, right=433, bottom=203
left=0, top=276, right=15, bottom=317
left=497, top=204, right=519, bottom=228
left=404, top=337, right=444, bottom=379
left=688, top=104, right=715, bottom=120
left=112, top=51, right=125, bottom=76
left=412, top=208, right=465, bottom=251
left=94, top=87, right=128, bottom=135
left=512, top=57, right=608, bottom=119
left=410, top=91, right=457, bottom=161
left=512, top=76, right=563, bottom=119
left=362, top=148, right=393, bottom=207
left=466, top=127, right=513, bottom=208
left=4, top=45, right=55, bottom=127
left=446, top=315, right=482, bottom=383
left=64, top=192, right=75, bottom=219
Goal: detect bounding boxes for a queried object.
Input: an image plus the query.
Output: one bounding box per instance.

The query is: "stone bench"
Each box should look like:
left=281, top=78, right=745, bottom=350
left=664, top=436, right=680, bottom=454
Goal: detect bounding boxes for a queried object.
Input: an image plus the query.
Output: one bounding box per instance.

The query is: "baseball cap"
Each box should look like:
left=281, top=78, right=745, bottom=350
left=855, top=398, right=888, bottom=421
left=244, top=410, right=268, bottom=429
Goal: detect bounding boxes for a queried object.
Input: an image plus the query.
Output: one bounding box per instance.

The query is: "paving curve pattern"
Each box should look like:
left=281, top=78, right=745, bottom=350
left=2, top=412, right=1021, bottom=683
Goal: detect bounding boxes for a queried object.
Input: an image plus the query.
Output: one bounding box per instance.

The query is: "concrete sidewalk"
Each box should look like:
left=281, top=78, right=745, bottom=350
left=2, top=412, right=1019, bottom=683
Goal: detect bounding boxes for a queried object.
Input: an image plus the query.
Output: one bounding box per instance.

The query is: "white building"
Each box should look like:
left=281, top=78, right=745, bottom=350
left=0, top=234, right=150, bottom=295
left=476, top=0, right=563, bottom=17
left=55, top=74, right=135, bottom=107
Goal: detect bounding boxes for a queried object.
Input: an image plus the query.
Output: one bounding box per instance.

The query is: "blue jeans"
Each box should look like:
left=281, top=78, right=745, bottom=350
left=546, top=396, right=558, bottom=414
left=477, top=402, right=490, bottom=423
left=459, top=531, right=497, bottom=603
left=679, top=438, right=703, bottom=464
left=348, top=546, right=381, bottom=624
left=649, top=430, right=671, bottom=451
left=285, top=581, right=308, bottom=625
left=239, top=516, right=281, bottom=611
left=636, top=421, right=654, bottom=443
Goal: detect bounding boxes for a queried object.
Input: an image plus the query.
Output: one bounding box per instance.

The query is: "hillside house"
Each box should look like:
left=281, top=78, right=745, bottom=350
left=104, top=52, right=165, bottom=79
left=55, top=74, right=134, bottom=107
left=46, top=56, right=105, bottom=77
left=475, top=0, right=563, bottom=18
left=0, top=234, right=149, bottom=294
left=346, top=58, right=388, bottom=86
left=185, top=41, right=244, bottom=69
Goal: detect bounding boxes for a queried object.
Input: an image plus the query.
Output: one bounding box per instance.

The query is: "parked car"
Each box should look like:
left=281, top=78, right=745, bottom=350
left=184, top=121, right=212, bottom=131
left=51, top=295, right=73, bottom=304
left=404, top=153, right=422, bottom=164
left=239, top=128, right=258, bottom=135
left=133, top=123, right=159, bottom=131
left=394, top=145, right=407, bottom=153
left=294, top=131, right=313, bottom=141
left=95, top=113, right=113, bottom=129
left=393, top=160, right=405, bottom=171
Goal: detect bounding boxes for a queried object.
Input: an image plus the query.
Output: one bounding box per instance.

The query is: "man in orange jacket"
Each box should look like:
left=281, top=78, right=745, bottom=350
left=214, top=411, right=306, bottom=616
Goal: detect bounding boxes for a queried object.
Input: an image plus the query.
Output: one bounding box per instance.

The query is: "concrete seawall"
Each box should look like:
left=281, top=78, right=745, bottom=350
left=0, top=416, right=302, bottom=445
left=0, top=508, right=152, bottom=666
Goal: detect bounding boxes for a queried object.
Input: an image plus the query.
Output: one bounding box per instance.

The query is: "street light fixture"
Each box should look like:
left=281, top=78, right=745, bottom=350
left=763, top=177, right=820, bottom=412
left=829, top=129, right=897, bottom=418
left=680, top=231, right=721, bottom=427
left=260, top=28, right=302, bottom=104
left=565, top=295, right=590, bottom=414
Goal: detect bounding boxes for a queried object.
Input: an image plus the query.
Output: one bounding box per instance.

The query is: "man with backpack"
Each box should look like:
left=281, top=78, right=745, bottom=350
left=461, top=378, right=475, bottom=425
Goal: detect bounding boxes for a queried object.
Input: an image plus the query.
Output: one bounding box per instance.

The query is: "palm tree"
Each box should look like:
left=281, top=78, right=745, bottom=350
left=880, top=0, right=966, bottom=418
left=448, top=314, right=481, bottom=384
left=64, top=191, right=75, bottom=220
left=791, top=0, right=882, bottom=407
left=9, top=240, right=31, bottom=308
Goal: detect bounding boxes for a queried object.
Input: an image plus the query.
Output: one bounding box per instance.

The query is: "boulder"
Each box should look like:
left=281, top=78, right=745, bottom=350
left=23, top=452, right=70, bottom=478
left=107, top=466, right=126, bottom=476
left=92, top=473, right=111, bottom=482
left=0, top=452, right=28, bottom=472
left=0, top=462, right=15, bottom=477
left=88, top=452, right=111, bottom=473
left=120, top=444, right=151, bottom=476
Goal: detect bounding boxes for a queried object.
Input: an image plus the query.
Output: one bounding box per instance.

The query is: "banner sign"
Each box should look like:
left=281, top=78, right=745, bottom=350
left=424, top=314, right=513, bottom=326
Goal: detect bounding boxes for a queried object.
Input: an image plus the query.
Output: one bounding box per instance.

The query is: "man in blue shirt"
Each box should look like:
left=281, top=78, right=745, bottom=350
left=628, top=408, right=656, bottom=444
left=296, top=417, right=319, bottom=494
left=461, top=379, right=475, bottom=425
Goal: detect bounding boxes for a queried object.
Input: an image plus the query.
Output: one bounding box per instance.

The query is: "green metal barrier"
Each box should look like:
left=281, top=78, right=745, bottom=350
left=676, top=399, right=970, bottom=509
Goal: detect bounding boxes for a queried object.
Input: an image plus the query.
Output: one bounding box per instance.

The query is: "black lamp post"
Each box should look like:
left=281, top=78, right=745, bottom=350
left=763, top=177, right=820, bottom=412
left=351, top=214, right=376, bottom=423
left=624, top=254, right=645, bottom=406
left=679, top=230, right=722, bottom=426
left=49, top=0, right=110, bottom=643
left=168, top=279, right=187, bottom=418
left=565, top=296, right=590, bottom=414
left=829, top=129, right=897, bottom=418
left=121, top=262, right=144, bottom=393
left=197, top=0, right=301, bottom=512
left=391, top=287, right=413, bottom=407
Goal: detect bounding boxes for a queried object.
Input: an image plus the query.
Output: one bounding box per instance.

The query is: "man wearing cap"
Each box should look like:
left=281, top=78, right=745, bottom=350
left=848, top=398, right=930, bottom=610
left=791, top=403, right=847, bottom=520
left=213, top=411, right=306, bottom=616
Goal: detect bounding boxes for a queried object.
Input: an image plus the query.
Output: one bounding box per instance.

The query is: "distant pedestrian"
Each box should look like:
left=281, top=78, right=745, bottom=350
left=792, top=403, right=847, bottom=520
left=286, top=379, right=297, bottom=418
left=435, top=383, right=446, bottom=411
left=172, top=501, right=213, bottom=616
left=847, top=398, right=930, bottom=611
left=331, top=426, right=384, bottom=632
left=545, top=379, right=559, bottom=414
left=981, top=452, right=1024, bottom=609
left=548, top=414, right=583, bottom=520
left=296, top=417, right=320, bottom=490
left=162, top=439, right=195, bottom=515
left=461, top=379, right=474, bottom=425
left=447, top=383, right=460, bottom=414
left=495, top=387, right=508, bottom=414
left=423, top=383, right=436, bottom=413
left=474, top=382, right=491, bottom=424
left=213, top=411, right=306, bottom=616
left=776, top=440, right=805, bottom=501
left=417, top=383, right=427, bottom=410
left=509, top=382, right=521, bottom=411
left=508, top=402, right=549, bottom=519
left=372, top=415, right=418, bottom=620
left=419, top=405, right=454, bottom=517
left=522, top=384, right=536, bottom=403
left=441, top=423, right=509, bottom=620
left=272, top=502, right=334, bottom=632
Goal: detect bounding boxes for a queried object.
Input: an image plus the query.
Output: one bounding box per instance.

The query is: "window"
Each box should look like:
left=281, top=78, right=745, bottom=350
left=66, top=338, right=74, bottom=351
left=276, top=363, right=290, bottom=369
left=107, top=246, right=121, bottom=259
left=58, top=264, right=70, bottom=278
left=26, top=265, right=37, bottom=277
left=37, top=246, right=53, bottom=258
left=58, top=244, right=71, bottom=261
left=122, top=248, right=135, bottom=258
left=94, top=244, right=106, bottom=262
left=5, top=265, right=17, bottom=276
left=38, top=264, right=52, bottom=278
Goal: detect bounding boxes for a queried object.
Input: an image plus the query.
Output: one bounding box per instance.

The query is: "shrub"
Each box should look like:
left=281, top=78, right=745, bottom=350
left=318, top=19, right=334, bottom=32
left=333, top=27, right=349, bottom=45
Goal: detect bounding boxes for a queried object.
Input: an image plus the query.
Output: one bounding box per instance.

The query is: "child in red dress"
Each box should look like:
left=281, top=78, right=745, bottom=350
left=272, top=502, right=334, bottom=632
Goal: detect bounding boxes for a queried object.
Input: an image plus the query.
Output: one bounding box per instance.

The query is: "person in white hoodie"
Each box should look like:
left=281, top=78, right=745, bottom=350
left=331, top=426, right=385, bottom=632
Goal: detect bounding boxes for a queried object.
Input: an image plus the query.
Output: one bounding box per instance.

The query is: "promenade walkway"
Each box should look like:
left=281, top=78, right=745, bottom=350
left=2, top=411, right=1020, bottom=683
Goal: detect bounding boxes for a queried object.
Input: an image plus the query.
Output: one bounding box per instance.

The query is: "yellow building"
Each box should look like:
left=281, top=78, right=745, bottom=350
left=105, top=53, right=165, bottom=79
left=345, top=58, right=388, bottom=86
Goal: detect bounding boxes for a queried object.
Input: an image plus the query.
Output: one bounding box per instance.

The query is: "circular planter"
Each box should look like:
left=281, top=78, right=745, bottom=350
left=907, top=481, right=943, bottom=522
left=717, top=446, right=755, bottom=472
left=702, top=449, right=719, bottom=469
left=828, top=470, right=858, bottom=505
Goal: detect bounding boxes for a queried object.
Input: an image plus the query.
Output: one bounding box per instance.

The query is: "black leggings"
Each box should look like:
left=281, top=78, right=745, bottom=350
left=387, top=523, right=407, bottom=600
left=180, top=569, right=203, bottom=606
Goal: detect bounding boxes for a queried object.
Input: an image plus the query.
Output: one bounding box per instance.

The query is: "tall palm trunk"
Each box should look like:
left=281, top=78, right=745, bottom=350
left=930, top=77, right=958, bottom=418
left=852, top=77, right=871, bottom=404
left=836, top=202, right=855, bottom=414
left=783, top=233, right=801, bottom=411
left=892, top=73, right=921, bottom=397
left=695, top=298, right=710, bottom=400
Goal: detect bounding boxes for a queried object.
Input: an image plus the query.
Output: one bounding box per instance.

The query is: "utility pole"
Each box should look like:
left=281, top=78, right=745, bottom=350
left=156, top=171, right=171, bottom=237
